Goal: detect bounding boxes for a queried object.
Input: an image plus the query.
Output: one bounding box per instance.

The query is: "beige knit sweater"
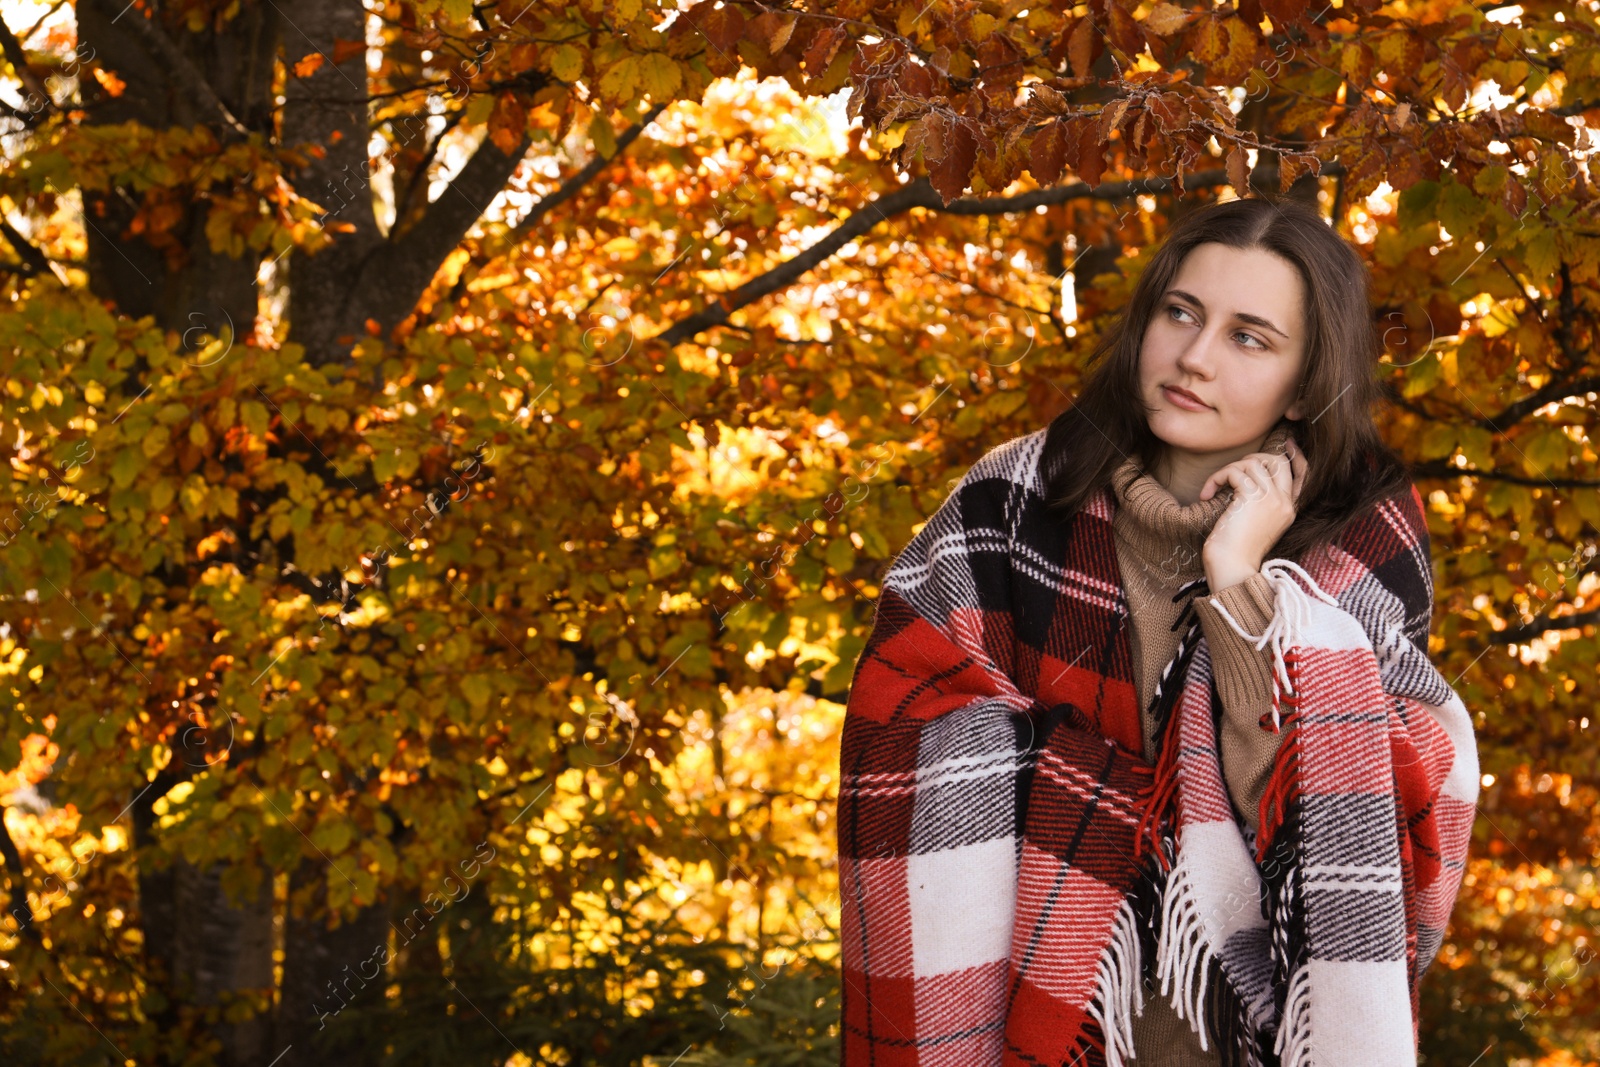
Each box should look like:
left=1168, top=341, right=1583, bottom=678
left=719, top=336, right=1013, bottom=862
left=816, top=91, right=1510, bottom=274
left=1111, top=426, right=1291, bottom=1065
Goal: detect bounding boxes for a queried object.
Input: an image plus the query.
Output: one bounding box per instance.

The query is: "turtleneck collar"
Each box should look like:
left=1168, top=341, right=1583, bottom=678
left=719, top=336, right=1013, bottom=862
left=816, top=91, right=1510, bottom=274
left=1110, top=422, right=1296, bottom=578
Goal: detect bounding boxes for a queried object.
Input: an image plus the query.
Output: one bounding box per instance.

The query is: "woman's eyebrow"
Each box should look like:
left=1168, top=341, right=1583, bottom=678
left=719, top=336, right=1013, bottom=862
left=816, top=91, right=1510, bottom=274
left=1165, top=288, right=1289, bottom=339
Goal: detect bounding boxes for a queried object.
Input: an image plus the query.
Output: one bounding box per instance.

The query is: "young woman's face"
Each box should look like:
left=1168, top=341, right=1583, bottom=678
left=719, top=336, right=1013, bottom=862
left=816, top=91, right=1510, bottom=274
left=1138, top=242, right=1308, bottom=456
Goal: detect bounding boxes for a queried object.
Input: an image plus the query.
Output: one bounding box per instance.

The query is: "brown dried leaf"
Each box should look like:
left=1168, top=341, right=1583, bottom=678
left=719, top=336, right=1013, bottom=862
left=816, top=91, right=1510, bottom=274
left=1030, top=120, right=1068, bottom=186
left=1227, top=145, right=1250, bottom=195
left=1031, top=83, right=1070, bottom=115
left=1278, top=151, right=1322, bottom=194
left=929, top=118, right=978, bottom=204
left=1068, top=16, right=1098, bottom=79
left=1076, top=119, right=1106, bottom=186
left=1100, top=97, right=1131, bottom=140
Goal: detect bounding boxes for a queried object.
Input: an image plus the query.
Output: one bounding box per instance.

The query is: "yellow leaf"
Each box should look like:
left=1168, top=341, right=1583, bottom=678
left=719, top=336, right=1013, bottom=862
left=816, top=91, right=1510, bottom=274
left=637, top=52, right=682, bottom=102
left=590, top=113, right=617, bottom=158
left=293, top=53, right=325, bottom=79
left=550, top=44, right=584, bottom=83
left=599, top=56, right=640, bottom=102
left=142, top=426, right=170, bottom=458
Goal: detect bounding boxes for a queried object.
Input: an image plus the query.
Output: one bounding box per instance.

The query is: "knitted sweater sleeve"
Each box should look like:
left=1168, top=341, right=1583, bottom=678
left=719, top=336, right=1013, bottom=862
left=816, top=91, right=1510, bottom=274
left=1193, top=571, right=1285, bottom=833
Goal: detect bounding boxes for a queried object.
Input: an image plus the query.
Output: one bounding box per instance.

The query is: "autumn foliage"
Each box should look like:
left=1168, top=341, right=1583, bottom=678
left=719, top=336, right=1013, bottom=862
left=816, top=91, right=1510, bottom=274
left=0, top=0, right=1598, bottom=1065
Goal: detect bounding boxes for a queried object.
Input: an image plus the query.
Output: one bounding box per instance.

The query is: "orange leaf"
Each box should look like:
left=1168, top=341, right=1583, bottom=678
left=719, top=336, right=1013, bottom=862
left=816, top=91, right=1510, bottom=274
left=1502, top=176, right=1528, bottom=218
left=293, top=53, right=325, bottom=79
left=91, top=67, right=127, bottom=98
left=331, top=37, right=366, bottom=67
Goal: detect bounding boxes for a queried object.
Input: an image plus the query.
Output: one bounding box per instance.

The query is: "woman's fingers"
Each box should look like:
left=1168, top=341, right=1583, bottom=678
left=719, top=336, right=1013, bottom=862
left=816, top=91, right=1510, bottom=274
left=1200, top=447, right=1299, bottom=504
left=1286, top=438, right=1307, bottom=500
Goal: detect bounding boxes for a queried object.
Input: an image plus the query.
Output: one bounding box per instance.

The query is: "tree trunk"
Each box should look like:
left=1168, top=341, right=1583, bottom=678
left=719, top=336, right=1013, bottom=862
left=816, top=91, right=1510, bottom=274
left=275, top=857, right=391, bottom=1067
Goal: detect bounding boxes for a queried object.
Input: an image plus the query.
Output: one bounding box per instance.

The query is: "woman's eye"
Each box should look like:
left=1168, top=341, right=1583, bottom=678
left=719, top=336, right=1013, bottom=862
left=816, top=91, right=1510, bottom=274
left=1171, top=303, right=1267, bottom=350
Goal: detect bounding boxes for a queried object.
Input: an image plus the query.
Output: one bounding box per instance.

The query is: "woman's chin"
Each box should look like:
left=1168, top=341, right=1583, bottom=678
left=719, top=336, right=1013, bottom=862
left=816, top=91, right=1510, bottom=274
left=1146, top=412, right=1217, bottom=451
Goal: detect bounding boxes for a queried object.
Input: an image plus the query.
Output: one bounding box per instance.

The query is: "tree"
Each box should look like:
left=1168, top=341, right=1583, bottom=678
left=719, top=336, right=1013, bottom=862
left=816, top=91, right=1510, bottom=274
left=1, top=1, right=1597, bottom=1064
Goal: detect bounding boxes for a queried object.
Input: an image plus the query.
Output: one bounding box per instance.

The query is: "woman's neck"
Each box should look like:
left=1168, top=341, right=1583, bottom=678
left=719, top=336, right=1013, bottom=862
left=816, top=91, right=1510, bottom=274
left=1152, top=431, right=1274, bottom=505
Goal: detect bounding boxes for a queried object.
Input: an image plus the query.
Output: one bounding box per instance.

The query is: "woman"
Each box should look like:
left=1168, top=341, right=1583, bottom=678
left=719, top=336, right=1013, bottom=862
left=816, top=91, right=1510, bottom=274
left=836, top=197, right=1478, bottom=1067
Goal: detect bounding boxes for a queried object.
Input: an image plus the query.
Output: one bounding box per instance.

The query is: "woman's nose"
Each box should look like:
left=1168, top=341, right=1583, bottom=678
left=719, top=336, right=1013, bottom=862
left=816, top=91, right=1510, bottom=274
left=1174, top=331, right=1218, bottom=378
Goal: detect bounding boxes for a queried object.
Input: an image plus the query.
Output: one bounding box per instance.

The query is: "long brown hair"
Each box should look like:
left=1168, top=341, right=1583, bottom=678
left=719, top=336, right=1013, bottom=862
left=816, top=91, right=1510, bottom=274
left=1040, top=196, right=1413, bottom=563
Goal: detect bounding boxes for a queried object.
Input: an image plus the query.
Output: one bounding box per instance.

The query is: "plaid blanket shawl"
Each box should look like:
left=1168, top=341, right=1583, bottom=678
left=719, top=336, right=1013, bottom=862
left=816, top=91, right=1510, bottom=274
left=836, top=429, right=1479, bottom=1067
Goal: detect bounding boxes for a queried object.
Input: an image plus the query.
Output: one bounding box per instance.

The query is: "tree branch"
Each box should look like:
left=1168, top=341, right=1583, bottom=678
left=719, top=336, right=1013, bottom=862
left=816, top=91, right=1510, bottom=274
left=653, top=162, right=1344, bottom=346
left=1475, top=377, right=1600, bottom=433
left=1487, top=605, right=1600, bottom=644
left=0, top=12, right=53, bottom=114
left=0, top=805, right=41, bottom=941
left=0, top=218, right=50, bottom=276
left=1409, top=460, right=1600, bottom=489
left=390, top=106, right=465, bottom=238
left=352, top=126, right=537, bottom=334
left=503, top=102, right=669, bottom=246
left=81, top=0, right=249, bottom=141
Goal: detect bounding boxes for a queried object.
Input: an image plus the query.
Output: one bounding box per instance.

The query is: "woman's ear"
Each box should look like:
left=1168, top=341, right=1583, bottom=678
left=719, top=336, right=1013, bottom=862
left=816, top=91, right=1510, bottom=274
left=1284, top=399, right=1305, bottom=420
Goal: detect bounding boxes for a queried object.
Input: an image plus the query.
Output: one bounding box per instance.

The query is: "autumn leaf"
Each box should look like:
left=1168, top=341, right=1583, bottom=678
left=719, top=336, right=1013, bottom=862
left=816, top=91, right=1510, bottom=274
left=1029, top=120, right=1068, bottom=186
left=331, top=37, right=366, bottom=66
left=550, top=44, right=585, bottom=82
left=1067, top=16, right=1098, bottom=79
left=8, top=3, right=1600, bottom=1062
left=637, top=52, right=683, bottom=101
left=600, top=56, right=641, bottom=101
left=927, top=115, right=977, bottom=204
left=1144, top=3, right=1191, bottom=36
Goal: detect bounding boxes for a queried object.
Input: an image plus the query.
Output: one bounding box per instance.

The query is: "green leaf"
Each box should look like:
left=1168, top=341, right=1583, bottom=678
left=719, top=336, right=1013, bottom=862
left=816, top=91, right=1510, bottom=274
left=312, top=817, right=352, bottom=855
left=461, top=674, right=492, bottom=711
left=111, top=447, right=143, bottom=489
left=825, top=534, right=855, bottom=576
left=240, top=400, right=269, bottom=436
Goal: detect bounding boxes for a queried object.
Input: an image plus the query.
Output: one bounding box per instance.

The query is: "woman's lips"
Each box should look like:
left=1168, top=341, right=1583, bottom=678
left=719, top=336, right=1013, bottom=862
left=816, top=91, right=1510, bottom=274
left=1161, top=385, right=1212, bottom=412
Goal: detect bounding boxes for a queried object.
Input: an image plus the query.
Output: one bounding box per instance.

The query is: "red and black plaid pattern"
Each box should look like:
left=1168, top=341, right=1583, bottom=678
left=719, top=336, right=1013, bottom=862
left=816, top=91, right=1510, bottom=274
left=836, top=430, right=1478, bottom=1067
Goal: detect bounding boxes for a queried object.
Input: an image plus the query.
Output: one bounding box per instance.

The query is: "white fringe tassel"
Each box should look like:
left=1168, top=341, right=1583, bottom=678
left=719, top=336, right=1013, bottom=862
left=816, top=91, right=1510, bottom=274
left=1206, top=558, right=1340, bottom=732
left=1153, top=853, right=1215, bottom=1051
left=1084, top=894, right=1147, bottom=1067
left=1273, top=963, right=1315, bottom=1067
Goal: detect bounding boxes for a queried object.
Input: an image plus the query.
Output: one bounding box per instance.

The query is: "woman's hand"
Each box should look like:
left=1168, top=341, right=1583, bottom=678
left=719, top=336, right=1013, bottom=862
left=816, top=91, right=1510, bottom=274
left=1200, top=436, right=1306, bottom=592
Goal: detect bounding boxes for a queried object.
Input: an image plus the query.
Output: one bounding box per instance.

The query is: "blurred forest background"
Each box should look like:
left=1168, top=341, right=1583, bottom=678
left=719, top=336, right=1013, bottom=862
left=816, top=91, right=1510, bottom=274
left=0, top=0, right=1596, bottom=1064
